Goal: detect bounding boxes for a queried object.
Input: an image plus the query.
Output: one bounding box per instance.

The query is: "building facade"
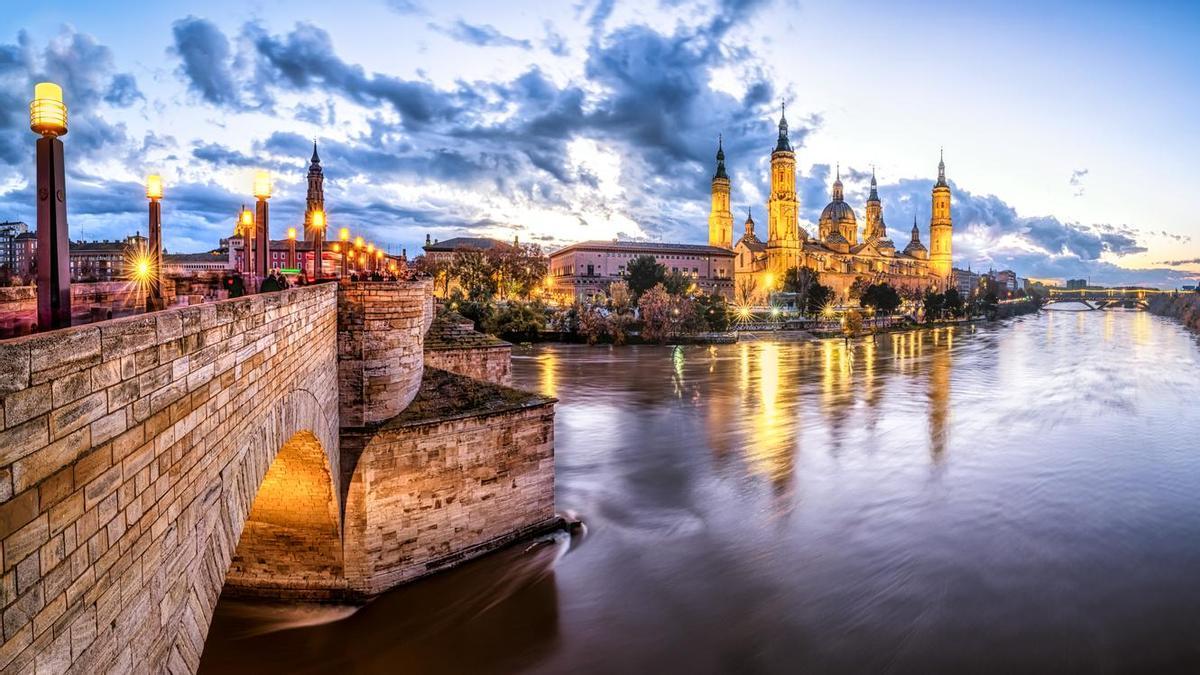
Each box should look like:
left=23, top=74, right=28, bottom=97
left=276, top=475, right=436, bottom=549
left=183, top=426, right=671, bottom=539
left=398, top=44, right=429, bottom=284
left=547, top=240, right=734, bottom=303
left=712, top=107, right=954, bottom=303
left=68, top=234, right=146, bottom=282
left=1, top=221, right=35, bottom=281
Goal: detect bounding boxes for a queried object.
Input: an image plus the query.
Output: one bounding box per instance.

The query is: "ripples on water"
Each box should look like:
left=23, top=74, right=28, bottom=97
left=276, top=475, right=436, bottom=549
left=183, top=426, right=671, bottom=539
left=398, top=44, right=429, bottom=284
left=201, top=311, right=1200, bottom=674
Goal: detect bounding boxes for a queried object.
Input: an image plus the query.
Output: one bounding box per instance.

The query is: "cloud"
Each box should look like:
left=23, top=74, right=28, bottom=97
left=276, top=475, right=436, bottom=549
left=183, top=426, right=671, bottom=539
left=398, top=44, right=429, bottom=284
left=1070, top=168, right=1088, bottom=196
left=385, top=0, right=425, bottom=15
left=1157, top=258, right=1200, bottom=266
left=171, top=16, right=239, bottom=106
left=434, top=21, right=532, bottom=49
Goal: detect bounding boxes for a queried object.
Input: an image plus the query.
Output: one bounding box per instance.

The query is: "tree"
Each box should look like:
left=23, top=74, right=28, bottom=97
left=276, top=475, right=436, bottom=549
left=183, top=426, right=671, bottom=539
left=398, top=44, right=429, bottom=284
left=922, top=288, right=945, bottom=321
left=861, top=283, right=902, bottom=315
left=663, top=271, right=692, bottom=296
left=942, top=288, right=965, bottom=318
left=607, top=280, right=634, bottom=345
left=735, top=275, right=758, bottom=306
left=848, top=277, right=870, bottom=302
left=807, top=282, right=834, bottom=315
left=410, top=255, right=453, bottom=296
left=694, top=294, right=730, bottom=331
left=577, top=303, right=608, bottom=345
left=451, top=249, right=496, bottom=300
left=637, top=283, right=672, bottom=343
left=627, top=255, right=666, bottom=298
left=842, top=308, right=864, bottom=343
left=782, top=266, right=818, bottom=312
left=489, top=242, right=548, bottom=300
left=485, top=301, right=544, bottom=341
left=609, top=280, right=633, bottom=311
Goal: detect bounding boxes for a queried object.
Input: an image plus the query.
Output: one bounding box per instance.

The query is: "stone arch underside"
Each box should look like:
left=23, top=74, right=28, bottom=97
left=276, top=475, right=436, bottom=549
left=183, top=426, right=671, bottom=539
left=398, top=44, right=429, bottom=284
left=163, top=386, right=340, bottom=672
left=224, top=429, right=345, bottom=598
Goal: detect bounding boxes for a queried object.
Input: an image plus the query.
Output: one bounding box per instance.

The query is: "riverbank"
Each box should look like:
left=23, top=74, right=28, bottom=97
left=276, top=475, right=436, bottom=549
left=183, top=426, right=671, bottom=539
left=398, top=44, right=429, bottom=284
left=1148, top=293, right=1200, bottom=332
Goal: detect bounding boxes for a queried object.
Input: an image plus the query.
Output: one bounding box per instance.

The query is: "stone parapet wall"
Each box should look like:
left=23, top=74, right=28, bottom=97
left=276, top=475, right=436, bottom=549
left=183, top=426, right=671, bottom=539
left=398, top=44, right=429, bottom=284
left=341, top=368, right=556, bottom=595
left=1149, top=293, right=1200, bottom=332
left=337, top=280, right=431, bottom=427
left=425, top=346, right=512, bottom=386
left=0, top=282, right=339, bottom=673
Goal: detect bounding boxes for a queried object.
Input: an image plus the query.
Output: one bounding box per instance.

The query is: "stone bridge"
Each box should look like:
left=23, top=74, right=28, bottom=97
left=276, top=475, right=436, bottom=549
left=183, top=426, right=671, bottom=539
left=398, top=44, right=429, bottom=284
left=0, top=281, right=557, bottom=673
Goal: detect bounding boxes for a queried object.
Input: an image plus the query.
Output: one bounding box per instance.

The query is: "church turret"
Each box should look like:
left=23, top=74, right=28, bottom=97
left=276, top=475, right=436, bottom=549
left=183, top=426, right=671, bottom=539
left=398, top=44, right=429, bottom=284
left=929, top=148, right=953, bottom=282
left=864, top=166, right=885, bottom=241
left=903, top=211, right=928, bottom=260
left=744, top=207, right=757, bottom=240
left=818, top=163, right=858, bottom=247
left=708, top=135, right=733, bottom=249
left=767, top=102, right=801, bottom=271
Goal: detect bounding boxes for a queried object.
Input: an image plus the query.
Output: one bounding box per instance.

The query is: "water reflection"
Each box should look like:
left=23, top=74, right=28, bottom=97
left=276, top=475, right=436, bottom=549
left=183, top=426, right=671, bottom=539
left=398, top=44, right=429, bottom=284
left=204, top=312, right=1200, bottom=674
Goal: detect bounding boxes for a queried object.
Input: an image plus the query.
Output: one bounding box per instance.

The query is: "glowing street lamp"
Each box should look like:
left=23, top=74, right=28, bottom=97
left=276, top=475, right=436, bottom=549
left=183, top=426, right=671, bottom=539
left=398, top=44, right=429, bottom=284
left=145, top=174, right=166, bottom=312
left=31, top=82, right=71, bottom=329
left=375, top=249, right=384, bottom=275
left=366, top=242, right=375, bottom=273
left=238, top=206, right=255, bottom=279
left=253, top=170, right=271, bottom=280
left=286, top=227, right=297, bottom=270
left=339, top=228, right=350, bottom=278
left=309, top=208, right=326, bottom=279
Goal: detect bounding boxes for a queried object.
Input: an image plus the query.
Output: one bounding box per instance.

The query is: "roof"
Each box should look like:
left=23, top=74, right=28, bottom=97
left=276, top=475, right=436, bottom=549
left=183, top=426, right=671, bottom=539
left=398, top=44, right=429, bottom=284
left=423, top=236, right=513, bottom=252
left=424, top=310, right=509, bottom=350
left=551, top=239, right=735, bottom=258
left=736, top=236, right=766, bottom=253
left=164, top=251, right=227, bottom=263
left=819, top=200, right=857, bottom=226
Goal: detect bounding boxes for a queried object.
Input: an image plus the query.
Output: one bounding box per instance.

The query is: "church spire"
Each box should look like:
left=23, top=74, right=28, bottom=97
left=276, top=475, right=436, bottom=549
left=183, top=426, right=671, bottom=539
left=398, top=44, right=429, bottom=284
left=936, top=147, right=947, bottom=187
left=832, top=162, right=844, bottom=201
left=310, top=140, right=321, bottom=166
left=713, top=134, right=728, bottom=180
left=912, top=211, right=920, bottom=239
left=774, top=101, right=792, bottom=153
left=868, top=165, right=879, bottom=201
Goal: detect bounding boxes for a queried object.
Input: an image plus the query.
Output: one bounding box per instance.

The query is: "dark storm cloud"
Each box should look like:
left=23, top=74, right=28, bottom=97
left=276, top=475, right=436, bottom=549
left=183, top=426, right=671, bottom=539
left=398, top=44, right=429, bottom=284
left=192, top=142, right=257, bottom=167
left=434, top=21, right=532, bottom=49
left=171, top=16, right=240, bottom=106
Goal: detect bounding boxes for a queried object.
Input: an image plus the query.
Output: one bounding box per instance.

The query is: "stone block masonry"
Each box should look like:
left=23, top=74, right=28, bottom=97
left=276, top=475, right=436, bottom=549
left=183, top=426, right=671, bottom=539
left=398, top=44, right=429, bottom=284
left=337, top=281, right=431, bottom=427
left=0, top=283, right=340, bottom=673
left=0, top=277, right=557, bottom=674
left=341, top=367, right=557, bottom=595
left=423, top=310, right=512, bottom=385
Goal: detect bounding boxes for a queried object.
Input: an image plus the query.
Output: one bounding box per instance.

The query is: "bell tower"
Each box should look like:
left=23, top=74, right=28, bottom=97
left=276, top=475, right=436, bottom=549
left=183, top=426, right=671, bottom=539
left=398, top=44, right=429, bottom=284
left=767, top=102, right=800, bottom=273
left=708, top=135, right=733, bottom=249
left=929, top=149, right=953, bottom=282
left=864, top=166, right=884, bottom=241
left=304, top=141, right=325, bottom=239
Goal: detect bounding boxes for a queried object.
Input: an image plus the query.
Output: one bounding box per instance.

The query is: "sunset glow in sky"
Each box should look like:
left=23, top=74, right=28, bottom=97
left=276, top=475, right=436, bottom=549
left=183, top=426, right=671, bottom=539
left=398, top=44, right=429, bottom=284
left=1, top=0, right=1197, bottom=285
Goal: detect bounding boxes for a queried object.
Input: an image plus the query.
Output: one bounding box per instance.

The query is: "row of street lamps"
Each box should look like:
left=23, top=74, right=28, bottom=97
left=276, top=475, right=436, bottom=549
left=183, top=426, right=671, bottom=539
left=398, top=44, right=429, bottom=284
left=28, top=81, right=400, bottom=331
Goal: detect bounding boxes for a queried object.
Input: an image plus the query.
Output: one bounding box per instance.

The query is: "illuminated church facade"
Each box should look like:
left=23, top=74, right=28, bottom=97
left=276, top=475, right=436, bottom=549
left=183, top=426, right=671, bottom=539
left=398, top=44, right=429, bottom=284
left=709, top=107, right=954, bottom=302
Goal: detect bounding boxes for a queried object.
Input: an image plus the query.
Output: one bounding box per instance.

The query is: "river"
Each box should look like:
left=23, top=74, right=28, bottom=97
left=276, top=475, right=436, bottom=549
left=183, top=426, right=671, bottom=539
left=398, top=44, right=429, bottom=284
left=200, top=310, right=1200, bottom=673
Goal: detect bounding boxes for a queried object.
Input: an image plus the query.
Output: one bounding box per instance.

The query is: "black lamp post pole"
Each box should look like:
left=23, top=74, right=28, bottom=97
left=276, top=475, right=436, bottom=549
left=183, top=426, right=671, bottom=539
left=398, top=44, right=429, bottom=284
left=35, top=135, right=71, bottom=329
left=147, top=195, right=164, bottom=311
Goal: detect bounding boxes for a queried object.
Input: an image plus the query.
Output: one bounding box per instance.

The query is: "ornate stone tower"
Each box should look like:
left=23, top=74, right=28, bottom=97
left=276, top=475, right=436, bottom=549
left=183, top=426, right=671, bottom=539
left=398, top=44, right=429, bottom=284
left=767, top=103, right=801, bottom=274
left=304, top=141, right=325, bottom=239
left=708, top=135, right=733, bottom=249
left=864, top=167, right=885, bottom=241
left=929, top=149, right=953, bottom=281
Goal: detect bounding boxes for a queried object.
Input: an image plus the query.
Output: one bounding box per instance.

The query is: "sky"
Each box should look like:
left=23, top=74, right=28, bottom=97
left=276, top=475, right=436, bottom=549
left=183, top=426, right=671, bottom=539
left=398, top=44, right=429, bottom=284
left=1, top=0, right=1198, bottom=286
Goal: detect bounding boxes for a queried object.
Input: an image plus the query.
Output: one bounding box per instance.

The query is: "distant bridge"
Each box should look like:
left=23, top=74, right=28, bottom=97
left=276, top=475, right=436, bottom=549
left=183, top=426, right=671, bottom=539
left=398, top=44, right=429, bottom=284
left=1043, top=288, right=1164, bottom=311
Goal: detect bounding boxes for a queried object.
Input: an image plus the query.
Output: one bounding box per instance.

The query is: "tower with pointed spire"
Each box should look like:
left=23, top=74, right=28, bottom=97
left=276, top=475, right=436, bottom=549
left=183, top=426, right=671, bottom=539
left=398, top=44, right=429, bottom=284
left=305, top=141, right=325, bottom=236
left=767, top=102, right=801, bottom=275
left=863, top=167, right=886, bottom=241
left=929, top=148, right=953, bottom=282
left=708, top=135, right=734, bottom=249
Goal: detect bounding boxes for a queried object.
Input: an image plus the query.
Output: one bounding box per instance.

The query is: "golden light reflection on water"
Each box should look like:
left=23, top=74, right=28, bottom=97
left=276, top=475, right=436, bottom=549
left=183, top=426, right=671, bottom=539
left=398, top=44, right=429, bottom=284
left=539, top=350, right=557, bottom=398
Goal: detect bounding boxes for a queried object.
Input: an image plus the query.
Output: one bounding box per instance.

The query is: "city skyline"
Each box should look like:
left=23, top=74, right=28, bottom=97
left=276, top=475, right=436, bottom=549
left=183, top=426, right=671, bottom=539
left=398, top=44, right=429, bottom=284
left=1, top=0, right=1198, bottom=286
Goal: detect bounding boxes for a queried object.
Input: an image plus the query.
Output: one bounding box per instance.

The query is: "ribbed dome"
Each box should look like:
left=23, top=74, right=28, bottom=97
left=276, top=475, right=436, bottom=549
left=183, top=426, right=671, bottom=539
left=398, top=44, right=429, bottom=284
left=819, top=200, right=857, bottom=229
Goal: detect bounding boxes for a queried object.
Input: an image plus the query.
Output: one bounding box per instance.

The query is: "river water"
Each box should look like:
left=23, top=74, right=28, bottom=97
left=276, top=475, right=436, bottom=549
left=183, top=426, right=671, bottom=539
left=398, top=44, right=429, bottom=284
left=201, top=310, right=1200, bottom=673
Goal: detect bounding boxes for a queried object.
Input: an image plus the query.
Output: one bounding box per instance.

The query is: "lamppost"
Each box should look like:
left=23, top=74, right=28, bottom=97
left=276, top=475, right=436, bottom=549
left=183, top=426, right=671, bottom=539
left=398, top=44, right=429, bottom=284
left=310, top=209, right=325, bottom=279
left=354, top=236, right=364, bottom=276
left=31, top=82, right=71, bottom=329
left=145, top=174, right=165, bottom=311
left=238, top=206, right=255, bottom=281
left=339, top=228, right=350, bottom=278
left=253, top=170, right=271, bottom=283
left=286, top=227, right=297, bottom=271
left=375, top=249, right=384, bottom=276
left=366, top=242, right=375, bottom=274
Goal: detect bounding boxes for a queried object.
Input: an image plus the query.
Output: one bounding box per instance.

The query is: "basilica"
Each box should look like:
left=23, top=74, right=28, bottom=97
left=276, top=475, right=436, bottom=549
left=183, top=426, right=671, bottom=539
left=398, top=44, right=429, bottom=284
left=708, top=106, right=953, bottom=302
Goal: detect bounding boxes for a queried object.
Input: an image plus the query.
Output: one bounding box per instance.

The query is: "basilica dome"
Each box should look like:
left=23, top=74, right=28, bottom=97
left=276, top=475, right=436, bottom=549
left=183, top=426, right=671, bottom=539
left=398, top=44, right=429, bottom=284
left=819, top=200, right=857, bottom=231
